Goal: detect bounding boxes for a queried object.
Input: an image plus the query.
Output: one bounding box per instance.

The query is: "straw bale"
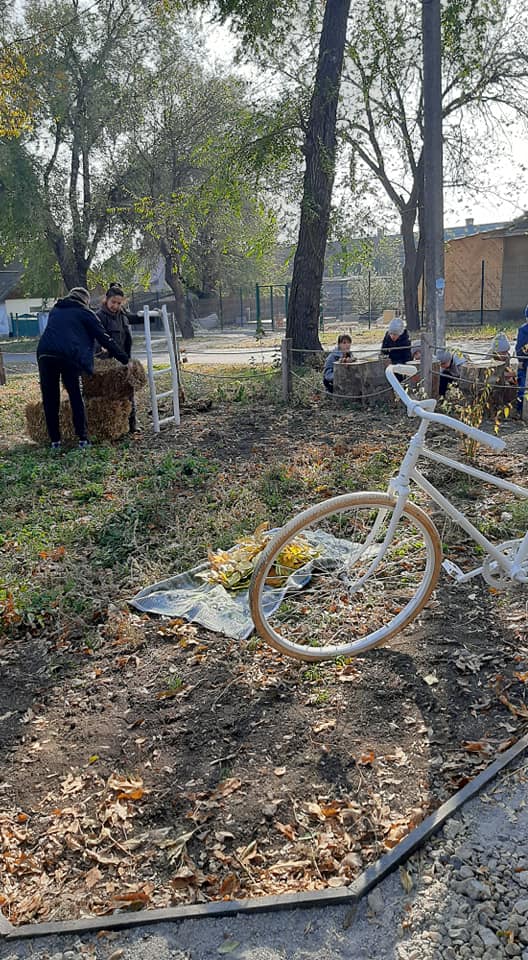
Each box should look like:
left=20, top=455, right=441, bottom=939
left=25, top=397, right=132, bottom=444
left=25, top=401, right=77, bottom=444
left=127, top=358, right=147, bottom=391
left=85, top=397, right=131, bottom=440
left=82, top=358, right=146, bottom=400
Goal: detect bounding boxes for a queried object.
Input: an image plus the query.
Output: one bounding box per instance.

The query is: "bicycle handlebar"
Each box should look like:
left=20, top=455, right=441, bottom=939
left=386, top=364, right=506, bottom=452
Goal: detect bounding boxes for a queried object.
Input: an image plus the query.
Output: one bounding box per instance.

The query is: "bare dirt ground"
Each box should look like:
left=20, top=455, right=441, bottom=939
left=1, top=370, right=527, bottom=927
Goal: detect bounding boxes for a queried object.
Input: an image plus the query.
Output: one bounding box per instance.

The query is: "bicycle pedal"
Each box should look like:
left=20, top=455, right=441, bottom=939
left=442, top=559, right=465, bottom=582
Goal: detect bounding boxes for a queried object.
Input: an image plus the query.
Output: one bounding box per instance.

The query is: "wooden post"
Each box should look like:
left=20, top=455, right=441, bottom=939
left=281, top=337, right=292, bottom=403
left=0, top=348, right=6, bottom=386
left=421, top=330, right=434, bottom=396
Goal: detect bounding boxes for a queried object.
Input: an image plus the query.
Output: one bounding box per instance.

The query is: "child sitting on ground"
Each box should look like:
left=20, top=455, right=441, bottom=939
left=487, top=332, right=517, bottom=387
left=435, top=349, right=465, bottom=398
left=323, top=334, right=355, bottom=393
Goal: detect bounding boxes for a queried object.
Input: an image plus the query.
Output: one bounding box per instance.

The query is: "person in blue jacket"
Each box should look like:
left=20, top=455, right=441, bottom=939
left=322, top=333, right=355, bottom=393
left=37, top=287, right=131, bottom=449
left=515, top=306, right=528, bottom=414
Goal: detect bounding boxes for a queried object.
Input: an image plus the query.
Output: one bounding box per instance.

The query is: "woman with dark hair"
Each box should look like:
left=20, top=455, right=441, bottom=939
left=96, top=284, right=138, bottom=432
left=37, top=287, right=131, bottom=449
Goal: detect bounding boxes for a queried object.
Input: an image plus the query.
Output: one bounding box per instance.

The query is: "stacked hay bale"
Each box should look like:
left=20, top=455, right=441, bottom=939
left=26, top=359, right=147, bottom=444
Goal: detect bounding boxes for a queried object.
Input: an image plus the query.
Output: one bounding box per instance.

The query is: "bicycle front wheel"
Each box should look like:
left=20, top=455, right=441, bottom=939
left=249, top=492, right=442, bottom=661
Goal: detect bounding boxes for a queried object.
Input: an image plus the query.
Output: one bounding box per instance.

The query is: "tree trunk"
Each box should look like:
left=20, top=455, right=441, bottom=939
left=0, top=349, right=6, bottom=386
left=47, top=229, right=88, bottom=290
left=286, top=0, right=352, bottom=358
left=401, top=206, right=421, bottom=332
left=160, top=240, right=194, bottom=339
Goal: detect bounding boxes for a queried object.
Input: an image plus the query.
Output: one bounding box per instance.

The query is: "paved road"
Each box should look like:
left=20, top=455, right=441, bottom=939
left=2, top=346, right=281, bottom=368
left=2, top=339, right=493, bottom=371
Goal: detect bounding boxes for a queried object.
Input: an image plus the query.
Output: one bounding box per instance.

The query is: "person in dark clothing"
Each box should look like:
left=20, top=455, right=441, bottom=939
left=37, top=287, right=130, bottom=449
left=515, top=306, right=528, bottom=414
left=381, top=317, right=412, bottom=382
left=435, top=349, right=465, bottom=398
left=96, top=284, right=138, bottom=431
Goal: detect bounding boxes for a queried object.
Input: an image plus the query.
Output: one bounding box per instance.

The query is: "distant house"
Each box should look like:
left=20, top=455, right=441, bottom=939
left=445, top=214, right=528, bottom=325
left=0, top=262, right=24, bottom=335
left=0, top=262, right=48, bottom=336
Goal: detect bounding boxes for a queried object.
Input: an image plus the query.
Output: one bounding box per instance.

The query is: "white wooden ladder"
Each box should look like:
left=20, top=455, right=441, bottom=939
left=143, top=304, right=181, bottom=432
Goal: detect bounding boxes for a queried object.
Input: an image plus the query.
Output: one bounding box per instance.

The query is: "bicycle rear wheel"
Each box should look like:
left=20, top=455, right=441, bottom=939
left=249, top=492, right=442, bottom=661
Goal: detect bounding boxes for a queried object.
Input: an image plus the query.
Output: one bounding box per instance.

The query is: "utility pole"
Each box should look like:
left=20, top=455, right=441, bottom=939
left=421, top=0, right=446, bottom=395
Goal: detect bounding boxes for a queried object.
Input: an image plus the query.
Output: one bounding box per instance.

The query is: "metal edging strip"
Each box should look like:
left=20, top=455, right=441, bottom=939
left=4, top=730, right=528, bottom=942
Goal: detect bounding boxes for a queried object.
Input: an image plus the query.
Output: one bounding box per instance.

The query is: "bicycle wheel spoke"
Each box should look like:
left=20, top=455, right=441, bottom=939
left=250, top=494, right=440, bottom=659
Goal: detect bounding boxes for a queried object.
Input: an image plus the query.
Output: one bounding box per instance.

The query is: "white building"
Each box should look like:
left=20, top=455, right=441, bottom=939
left=0, top=263, right=25, bottom=336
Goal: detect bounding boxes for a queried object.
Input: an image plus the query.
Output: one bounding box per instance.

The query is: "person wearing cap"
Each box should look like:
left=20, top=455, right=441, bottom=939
left=487, top=332, right=517, bottom=387
left=37, top=287, right=131, bottom=449
left=488, top=331, right=511, bottom=361
left=96, top=284, right=138, bottom=432
left=381, top=317, right=412, bottom=382
left=436, top=349, right=465, bottom=398
left=515, top=307, right=528, bottom=414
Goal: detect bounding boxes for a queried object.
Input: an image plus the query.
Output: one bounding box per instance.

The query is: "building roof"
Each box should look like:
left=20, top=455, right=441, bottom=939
left=446, top=213, right=528, bottom=243
left=444, top=220, right=506, bottom=240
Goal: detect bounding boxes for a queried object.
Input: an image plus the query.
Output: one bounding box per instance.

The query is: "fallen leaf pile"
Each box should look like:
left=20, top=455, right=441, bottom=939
left=0, top=755, right=433, bottom=925
left=0, top=772, right=155, bottom=923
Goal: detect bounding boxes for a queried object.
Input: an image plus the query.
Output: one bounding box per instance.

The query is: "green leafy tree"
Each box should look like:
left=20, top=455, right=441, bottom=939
left=0, top=0, right=150, bottom=289
left=341, top=0, right=528, bottom=329
left=118, top=46, right=279, bottom=336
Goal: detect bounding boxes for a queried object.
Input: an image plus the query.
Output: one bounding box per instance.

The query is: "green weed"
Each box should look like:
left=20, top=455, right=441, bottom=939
left=259, top=466, right=303, bottom=512
left=302, top=665, right=324, bottom=683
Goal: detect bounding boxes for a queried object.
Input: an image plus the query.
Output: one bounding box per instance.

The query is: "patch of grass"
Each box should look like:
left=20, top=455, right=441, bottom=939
left=1, top=367, right=524, bottom=658
left=313, top=689, right=330, bottom=705
left=301, top=665, right=324, bottom=684
left=259, top=466, right=304, bottom=512
left=71, top=482, right=105, bottom=502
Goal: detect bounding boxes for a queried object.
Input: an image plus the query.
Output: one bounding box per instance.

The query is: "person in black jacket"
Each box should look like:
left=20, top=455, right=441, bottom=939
left=95, top=283, right=133, bottom=357
left=380, top=317, right=412, bottom=364
left=95, top=283, right=138, bottom=432
left=37, top=287, right=130, bottom=449
left=380, top=317, right=412, bottom=383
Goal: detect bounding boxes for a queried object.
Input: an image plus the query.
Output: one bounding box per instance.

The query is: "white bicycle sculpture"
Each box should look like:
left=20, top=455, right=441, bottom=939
left=249, top=364, right=528, bottom=661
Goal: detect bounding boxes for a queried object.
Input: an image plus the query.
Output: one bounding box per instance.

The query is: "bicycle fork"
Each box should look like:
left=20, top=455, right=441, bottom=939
left=344, top=423, right=431, bottom=590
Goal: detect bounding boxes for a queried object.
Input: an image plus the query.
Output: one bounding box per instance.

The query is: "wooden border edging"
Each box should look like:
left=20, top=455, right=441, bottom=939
left=0, top=914, right=14, bottom=936
left=4, top=731, right=528, bottom=942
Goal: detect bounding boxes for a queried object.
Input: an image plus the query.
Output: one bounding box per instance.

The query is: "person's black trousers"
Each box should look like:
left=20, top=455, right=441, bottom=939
left=439, top=371, right=455, bottom=398
left=38, top=355, right=88, bottom=443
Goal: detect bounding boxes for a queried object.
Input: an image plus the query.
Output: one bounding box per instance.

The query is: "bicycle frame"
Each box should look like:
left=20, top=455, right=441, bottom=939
left=384, top=377, right=528, bottom=584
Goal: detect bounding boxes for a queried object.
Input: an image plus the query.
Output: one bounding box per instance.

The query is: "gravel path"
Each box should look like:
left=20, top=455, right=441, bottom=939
left=2, top=757, right=527, bottom=960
